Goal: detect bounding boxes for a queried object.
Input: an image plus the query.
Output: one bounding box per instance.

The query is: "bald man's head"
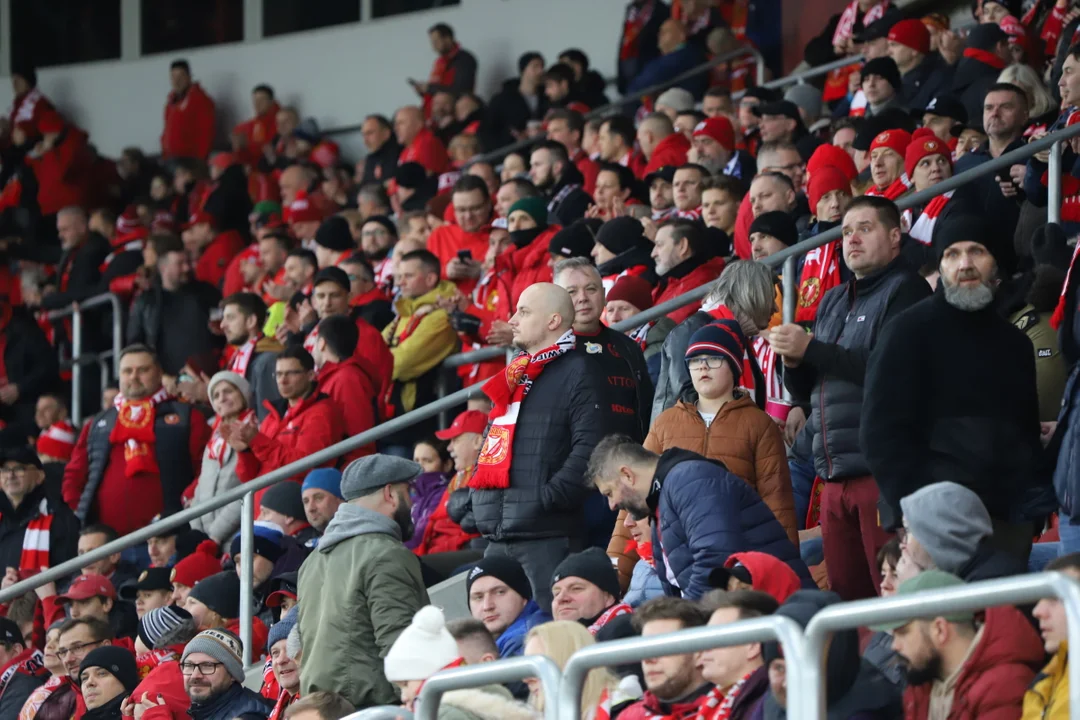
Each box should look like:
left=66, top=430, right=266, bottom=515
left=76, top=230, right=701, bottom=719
left=394, top=106, right=425, bottom=146
left=279, top=165, right=316, bottom=205
left=637, top=112, right=675, bottom=160
left=509, top=282, right=575, bottom=354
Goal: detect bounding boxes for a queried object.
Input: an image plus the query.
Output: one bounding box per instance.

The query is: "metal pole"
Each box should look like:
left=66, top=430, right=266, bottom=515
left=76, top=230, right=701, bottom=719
left=109, top=294, right=122, bottom=378
left=71, top=307, right=82, bottom=427
left=1049, top=140, right=1063, bottom=226
left=239, top=491, right=255, bottom=667
left=98, top=355, right=109, bottom=398
left=751, top=47, right=765, bottom=87
left=782, top=255, right=798, bottom=325
left=416, top=656, right=561, bottom=720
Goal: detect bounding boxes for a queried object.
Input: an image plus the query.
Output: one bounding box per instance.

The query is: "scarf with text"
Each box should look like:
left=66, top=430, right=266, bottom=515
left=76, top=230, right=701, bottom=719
left=470, top=330, right=575, bottom=490
left=832, top=0, right=890, bottom=47
left=110, top=387, right=170, bottom=477
left=796, top=240, right=841, bottom=323
left=207, top=409, right=256, bottom=463
left=904, top=191, right=953, bottom=245
left=228, top=335, right=263, bottom=377
left=0, top=497, right=53, bottom=572
left=621, top=1, right=658, bottom=60
left=588, top=602, right=634, bottom=635
left=865, top=172, right=911, bottom=200
left=629, top=321, right=655, bottom=351
left=136, top=648, right=178, bottom=679
left=0, top=648, right=47, bottom=701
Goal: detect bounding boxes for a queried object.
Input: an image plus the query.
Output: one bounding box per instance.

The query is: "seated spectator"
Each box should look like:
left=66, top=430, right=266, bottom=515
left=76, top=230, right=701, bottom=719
left=407, top=437, right=453, bottom=553
left=522, top=621, right=624, bottom=718
left=169, top=541, right=222, bottom=607
left=63, top=346, right=210, bottom=535
left=1026, top=553, right=1080, bottom=718
left=529, top=140, right=591, bottom=226
left=414, top=411, right=483, bottom=556
left=495, top=176, right=540, bottom=219
left=258, top=482, right=315, bottom=546
left=358, top=216, right=397, bottom=296
left=589, top=435, right=810, bottom=599
left=358, top=114, right=401, bottom=186
left=0, top=616, right=46, bottom=717
left=265, top=606, right=299, bottom=719
left=902, top=129, right=956, bottom=247
left=188, top=371, right=252, bottom=546
left=748, top=210, right=797, bottom=262
left=146, top=521, right=182, bottom=568
left=857, top=57, right=904, bottom=118
left=651, top=221, right=726, bottom=325
left=638, top=114, right=690, bottom=177
left=230, top=347, right=345, bottom=505
left=300, top=469, right=343, bottom=538
left=311, top=315, right=378, bottom=465
left=697, top=590, right=779, bottom=718
left=467, top=556, right=549, bottom=658
left=707, top=552, right=803, bottom=605
left=646, top=321, right=798, bottom=544
left=128, top=605, right=199, bottom=717
left=51, top=574, right=137, bottom=645
left=20, top=621, right=76, bottom=717
left=447, top=618, right=500, bottom=666
left=591, top=163, right=638, bottom=219
left=861, top=538, right=906, bottom=689
left=544, top=109, right=600, bottom=195
left=598, top=116, right=646, bottom=177
left=605, top=275, right=675, bottom=364
left=340, top=255, right=392, bottom=331
left=865, top=129, right=912, bottom=199
left=951, top=24, right=1011, bottom=131
left=183, top=570, right=268, bottom=656
left=592, top=216, right=657, bottom=293
left=883, top=571, right=1043, bottom=720
left=394, top=105, right=449, bottom=177
left=181, top=211, right=246, bottom=290
left=0, top=446, right=79, bottom=573
left=220, top=293, right=282, bottom=420
left=701, top=175, right=743, bottom=237
left=620, top=512, right=664, bottom=607
left=888, top=20, right=951, bottom=111
left=551, top=548, right=632, bottom=633
left=691, top=116, right=756, bottom=182
left=118, top=568, right=173, bottom=619
left=78, top=645, right=139, bottom=717
left=628, top=19, right=707, bottom=97
left=175, top=629, right=271, bottom=718
left=646, top=166, right=676, bottom=220
left=310, top=216, right=354, bottom=269
left=672, top=164, right=707, bottom=220
left=77, top=524, right=137, bottom=591
left=752, top=100, right=809, bottom=148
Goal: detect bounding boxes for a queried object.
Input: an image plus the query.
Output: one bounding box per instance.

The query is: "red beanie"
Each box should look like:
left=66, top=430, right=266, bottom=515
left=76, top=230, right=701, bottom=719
left=904, top=128, right=952, bottom=179
left=170, top=540, right=222, bottom=588
left=808, top=166, right=853, bottom=212
left=869, top=129, right=912, bottom=159
left=607, top=275, right=654, bottom=313
left=692, top=117, right=735, bottom=151
left=37, top=421, right=76, bottom=461
left=887, top=19, right=931, bottom=54
left=807, top=143, right=858, bottom=183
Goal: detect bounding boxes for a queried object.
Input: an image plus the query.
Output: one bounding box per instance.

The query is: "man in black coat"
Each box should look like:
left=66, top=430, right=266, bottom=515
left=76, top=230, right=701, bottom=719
left=488, top=52, right=549, bottom=148
left=950, top=23, right=1011, bottom=131
left=862, top=213, right=1046, bottom=564
left=358, top=114, right=402, bottom=187
left=887, top=19, right=952, bottom=113
left=530, top=140, right=592, bottom=227
left=0, top=447, right=78, bottom=575
left=0, top=306, right=59, bottom=443
left=459, top=283, right=605, bottom=613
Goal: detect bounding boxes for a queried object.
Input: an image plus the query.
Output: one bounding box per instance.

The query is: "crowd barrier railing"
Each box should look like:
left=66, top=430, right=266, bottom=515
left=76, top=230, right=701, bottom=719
left=415, top=655, right=561, bottom=720
left=46, top=292, right=123, bottom=426
left=3, top=120, right=1078, bottom=666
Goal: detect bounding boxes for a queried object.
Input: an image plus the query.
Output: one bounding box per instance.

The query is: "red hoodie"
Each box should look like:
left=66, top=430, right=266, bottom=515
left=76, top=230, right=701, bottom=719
left=161, top=83, right=216, bottom=160
left=724, top=551, right=801, bottom=604
left=426, top=222, right=492, bottom=295
left=644, top=133, right=691, bottom=176
left=317, top=357, right=377, bottom=465
left=399, top=127, right=449, bottom=176
left=652, top=255, right=727, bottom=324
left=195, top=230, right=247, bottom=290
left=128, top=659, right=188, bottom=720
left=26, top=125, right=94, bottom=215
left=496, top=226, right=562, bottom=312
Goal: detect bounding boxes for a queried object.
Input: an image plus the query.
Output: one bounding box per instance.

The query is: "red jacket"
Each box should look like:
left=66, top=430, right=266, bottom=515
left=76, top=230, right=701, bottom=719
left=644, top=133, right=691, bottom=176
left=399, top=127, right=449, bottom=176
left=317, top=357, right=377, bottom=465
left=414, top=479, right=479, bottom=555
left=652, top=255, right=727, bottom=324
left=350, top=314, right=394, bottom=420
left=497, top=226, right=561, bottom=312
left=903, top=605, right=1044, bottom=720
left=222, top=244, right=260, bottom=297
left=225, top=616, right=268, bottom=663
left=734, top=193, right=753, bottom=260
left=456, top=270, right=511, bottom=384
left=62, top=409, right=210, bottom=535
left=161, top=83, right=216, bottom=160
left=26, top=125, right=94, bottom=215
left=195, top=230, right=246, bottom=290
left=128, top=660, right=188, bottom=720
left=233, top=103, right=279, bottom=167
left=426, top=221, right=492, bottom=295
left=237, top=392, right=345, bottom=507
left=8, top=88, right=54, bottom=139
left=571, top=150, right=600, bottom=196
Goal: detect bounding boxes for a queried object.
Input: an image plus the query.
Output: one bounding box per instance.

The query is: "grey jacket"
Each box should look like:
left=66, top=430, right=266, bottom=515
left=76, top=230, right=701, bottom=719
left=189, top=443, right=243, bottom=545
left=247, top=349, right=282, bottom=420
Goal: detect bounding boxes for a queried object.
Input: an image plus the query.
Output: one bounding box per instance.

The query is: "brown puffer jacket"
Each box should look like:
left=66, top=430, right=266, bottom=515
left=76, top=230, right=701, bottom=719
left=608, top=394, right=798, bottom=591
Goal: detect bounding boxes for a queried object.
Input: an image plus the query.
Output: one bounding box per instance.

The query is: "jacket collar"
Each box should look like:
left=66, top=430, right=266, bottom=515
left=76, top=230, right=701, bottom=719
left=264, top=388, right=325, bottom=421
left=846, top=254, right=909, bottom=299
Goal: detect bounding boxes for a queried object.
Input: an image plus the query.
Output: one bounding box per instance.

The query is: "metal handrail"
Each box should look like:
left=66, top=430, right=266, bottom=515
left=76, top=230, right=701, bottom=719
left=415, top=655, right=561, bottom=720
left=802, top=573, right=1080, bottom=718
left=735, top=53, right=864, bottom=99
left=558, top=616, right=808, bottom=720
left=46, top=292, right=123, bottom=425
left=439, top=120, right=1080, bottom=368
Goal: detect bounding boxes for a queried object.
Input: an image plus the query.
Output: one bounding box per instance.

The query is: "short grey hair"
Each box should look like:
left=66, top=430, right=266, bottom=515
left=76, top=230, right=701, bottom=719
left=553, top=257, right=602, bottom=285
left=57, top=206, right=87, bottom=223
left=704, top=260, right=775, bottom=319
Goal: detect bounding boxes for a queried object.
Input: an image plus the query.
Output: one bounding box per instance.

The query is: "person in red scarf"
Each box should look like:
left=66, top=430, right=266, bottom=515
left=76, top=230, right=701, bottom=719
left=551, top=548, right=633, bottom=635
left=795, top=166, right=854, bottom=323
left=220, top=293, right=282, bottom=420
left=62, top=346, right=209, bottom=536
left=865, top=128, right=912, bottom=199
left=901, top=129, right=956, bottom=262
left=265, top=607, right=300, bottom=720
left=413, top=410, right=483, bottom=557
left=0, top=447, right=79, bottom=578
left=0, top=616, right=47, bottom=717
left=160, top=60, right=216, bottom=161
left=651, top=221, right=727, bottom=324
left=605, top=275, right=673, bottom=362
left=951, top=23, right=1011, bottom=130
left=311, top=315, right=377, bottom=466
left=410, top=24, right=477, bottom=118
left=696, top=591, right=776, bottom=720
left=231, top=84, right=278, bottom=168
left=126, top=606, right=197, bottom=720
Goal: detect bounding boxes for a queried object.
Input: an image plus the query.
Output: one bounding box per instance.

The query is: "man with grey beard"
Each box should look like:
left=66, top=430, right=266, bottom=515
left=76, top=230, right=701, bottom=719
left=862, top=213, right=1047, bottom=563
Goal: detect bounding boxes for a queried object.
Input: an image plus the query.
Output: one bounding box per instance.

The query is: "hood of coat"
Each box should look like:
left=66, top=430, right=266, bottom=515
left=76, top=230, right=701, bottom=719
left=317, top=502, right=401, bottom=553
left=393, top=279, right=458, bottom=317
left=438, top=684, right=536, bottom=720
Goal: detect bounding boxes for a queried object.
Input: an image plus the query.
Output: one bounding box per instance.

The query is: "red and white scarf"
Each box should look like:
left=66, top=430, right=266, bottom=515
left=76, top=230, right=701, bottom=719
left=700, top=671, right=755, bottom=720
left=796, top=240, right=841, bottom=323
left=207, top=409, right=257, bottom=463
left=865, top=172, right=911, bottom=200
left=268, top=690, right=298, bottom=720
left=587, top=602, right=634, bottom=635
left=832, top=0, right=890, bottom=47
left=17, top=674, right=64, bottom=720
left=111, top=387, right=170, bottom=478
left=135, top=648, right=178, bottom=679
left=0, top=648, right=46, bottom=701
left=470, top=330, right=575, bottom=490
left=629, top=322, right=654, bottom=351
left=676, top=207, right=703, bottom=221
left=621, top=1, right=658, bottom=61
left=0, top=497, right=53, bottom=572
left=750, top=337, right=782, bottom=404
left=228, top=335, right=262, bottom=378
left=903, top=191, right=953, bottom=245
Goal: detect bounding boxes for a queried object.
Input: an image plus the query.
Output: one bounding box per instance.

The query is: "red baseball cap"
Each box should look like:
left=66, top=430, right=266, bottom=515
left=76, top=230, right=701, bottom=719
left=887, top=19, right=930, bottom=55
left=435, top=410, right=488, bottom=440
left=182, top=210, right=216, bottom=231
left=56, top=574, right=116, bottom=604
left=692, top=117, right=735, bottom=152
left=286, top=196, right=325, bottom=226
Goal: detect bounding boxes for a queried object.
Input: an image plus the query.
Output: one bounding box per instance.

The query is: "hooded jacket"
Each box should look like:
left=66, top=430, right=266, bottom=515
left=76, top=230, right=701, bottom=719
left=496, top=227, right=562, bottom=312
left=652, top=255, right=727, bottom=325
left=643, top=132, right=691, bottom=176
left=161, top=82, right=216, bottom=160
left=298, top=502, right=428, bottom=709
left=904, top=605, right=1045, bottom=720
left=316, top=356, right=378, bottom=465
left=433, top=684, right=536, bottom=720
left=1022, top=642, right=1069, bottom=720
left=495, top=600, right=550, bottom=658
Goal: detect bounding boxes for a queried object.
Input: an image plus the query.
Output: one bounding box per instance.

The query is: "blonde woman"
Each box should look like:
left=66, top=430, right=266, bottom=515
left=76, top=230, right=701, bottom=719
left=998, top=64, right=1056, bottom=121
left=523, top=621, right=638, bottom=720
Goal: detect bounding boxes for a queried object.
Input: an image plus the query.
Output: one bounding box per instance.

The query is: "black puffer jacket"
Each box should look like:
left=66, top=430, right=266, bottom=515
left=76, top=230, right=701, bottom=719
left=127, top=279, right=223, bottom=375
left=467, top=350, right=606, bottom=541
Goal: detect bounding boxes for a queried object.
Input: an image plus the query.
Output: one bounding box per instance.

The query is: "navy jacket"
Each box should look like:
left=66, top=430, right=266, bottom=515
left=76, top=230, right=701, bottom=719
left=648, top=448, right=812, bottom=600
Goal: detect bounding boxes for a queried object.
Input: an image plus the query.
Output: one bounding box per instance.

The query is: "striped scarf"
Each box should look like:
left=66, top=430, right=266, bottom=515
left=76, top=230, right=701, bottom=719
left=268, top=690, right=298, bottom=720
left=750, top=337, right=782, bottom=404
left=832, top=0, right=890, bottom=47
left=621, top=1, right=658, bottom=61
left=207, top=409, right=256, bottom=463
left=0, top=497, right=54, bottom=572
left=587, top=603, right=634, bottom=635
left=904, top=191, right=953, bottom=245
left=796, top=240, right=841, bottom=323
left=865, top=173, right=911, bottom=200
left=228, top=335, right=262, bottom=377
left=629, top=321, right=654, bottom=351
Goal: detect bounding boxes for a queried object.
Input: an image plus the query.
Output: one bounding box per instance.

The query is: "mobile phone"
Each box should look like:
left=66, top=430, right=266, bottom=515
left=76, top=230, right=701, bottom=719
left=457, top=249, right=472, bottom=262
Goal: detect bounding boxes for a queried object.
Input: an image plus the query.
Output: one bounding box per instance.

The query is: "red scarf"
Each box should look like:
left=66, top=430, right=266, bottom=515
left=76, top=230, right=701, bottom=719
left=268, top=689, right=298, bottom=720
left=796, top=240, right=841, bottom=323
left=135, top=648, right=177, bottom=679
left=208, top=409, right=256, bottom=463
left=261, top=655, right=278, bottom=699
left=228, top=335, right=262, bottom=377
left=1052, top=242, right=1080, bottom=330
left=963, top=47, right=1007, bottom=71
left=0, top=648, right=47, bottom=700
left=629, top=321, right=654, bottom=351
left=750, top=337, right=781, bottom=404
left=0, top=497, right=53, bottom=572
left=865, top=173, right=911, bottom=200
left=17, top=674, right=64, bottom=720
left=110, top=387, right=170, bottom=477
left=832, top=0, right=890, bottom=47
left=587, top=603, right=634, bottom=635
left=621, top=1, right=658, bottom=60
left=470, top=330, right=575, bottom=490
left=905, top=191, right=953, bottom=245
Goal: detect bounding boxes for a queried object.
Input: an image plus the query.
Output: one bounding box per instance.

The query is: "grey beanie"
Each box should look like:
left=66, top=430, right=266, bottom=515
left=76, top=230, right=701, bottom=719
left=656, top=88, right=695, bottom=113
left=340, top=454, right=423, bottom=501
left=784, top=84, right=823, bottom=122
left=207, top=371, right=252, bottom=411
left=182, top=628, right=245, bottom=682
left=267, top=605, right=298, bottom=652
left=899, top=482, right=992, bottom=573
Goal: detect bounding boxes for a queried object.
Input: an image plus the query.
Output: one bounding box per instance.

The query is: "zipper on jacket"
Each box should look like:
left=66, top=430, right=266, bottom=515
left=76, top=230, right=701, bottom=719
left=819, top=377, right=834, bottom=477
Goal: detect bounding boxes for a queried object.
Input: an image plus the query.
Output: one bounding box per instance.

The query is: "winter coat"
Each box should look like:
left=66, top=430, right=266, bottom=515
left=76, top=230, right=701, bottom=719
left=496, top=228, right=562, bottom=312
left=648, top=448, right=811, bottom=599
left=128, top=660, right=188, bottom=720
left=0, top=650, right=45, bottom=720
left=862, top=631, right=906, bottom=690
left=652, top=255, right=727, bottom=325
left=168, top=682, right=269, bottom=720
left=0, top=307, right=60, bottom=438
left=298, top=502, right=428, bottom=709
left=624, top=559, right=665, bottom=608
left=126, top=279, right=223, bottom=375
left=405, top=471, right=450, bottom=552
left=432, top=684, right=536, bottom=720
left=617, top=1, right=671, bottom=94
left=316, top=356, right=378, bottom=465
left=495, top=600, right=550, bottom=658
left=904, top=605, right=1044, bottom=720
left=360, top=138, right=403, bottom=186
left=1010, top=303, right=1068, bottom=423
left=236, top=392, right=346, bottom=507
left=901, top=53, right=953, bottom=115
left=0, top=484, right=79, bottom=571
left=25, top=125, right=96, bottom=215
left=1021, top=642, right=1069, bottom=720
left=464, top=349, right=606, bottom=542
left=17, top=675, right=75, bottom=720
left=415, top=474, right=479, bottom=556
left=243, top=337, right=282, bottom=421
left=487, top=79, right=549, bottom=147
left=161, top=82, right=216, bottom=160
left=950, top=55, right=1005, bottom=133
left=644, top=132, right=690, bottom=176
left=645, top=394, right=798, bottom=544
left=194, top=230, right=246, bottom=290
left=189, top=435, right=243, bottom=545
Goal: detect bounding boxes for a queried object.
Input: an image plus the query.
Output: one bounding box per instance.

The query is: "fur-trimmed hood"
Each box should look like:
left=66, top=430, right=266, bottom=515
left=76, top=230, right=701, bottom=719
left=438, top=685, right=537, bottom=720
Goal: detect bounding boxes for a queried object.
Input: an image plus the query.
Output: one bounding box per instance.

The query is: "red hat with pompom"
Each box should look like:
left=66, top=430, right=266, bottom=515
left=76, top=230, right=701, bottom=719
left=169, top=540, right=222, bottom=588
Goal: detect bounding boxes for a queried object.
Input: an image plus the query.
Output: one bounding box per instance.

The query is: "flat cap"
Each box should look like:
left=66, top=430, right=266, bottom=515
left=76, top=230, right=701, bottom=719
left=341, top=454, right=424, bottom=501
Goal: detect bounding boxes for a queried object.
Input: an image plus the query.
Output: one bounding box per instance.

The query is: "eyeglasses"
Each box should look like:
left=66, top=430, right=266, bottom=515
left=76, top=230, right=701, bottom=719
left=180, top=661, right=224, bottom=676
left=56, top=640, right=103, bottom=659
left=687, top=356, right=728, bottom=370
left=0, top=466, right=28, bottom=475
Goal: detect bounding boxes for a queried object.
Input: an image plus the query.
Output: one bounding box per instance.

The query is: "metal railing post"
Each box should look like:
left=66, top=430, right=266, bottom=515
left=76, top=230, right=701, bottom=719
left=782, top=255, right=798, bottom=325
left=71, top=307, right=83, bottom=427
left=750, top=47, right=765, bottom=87
left=1049, top=140, right=1063, bottom=226
left=97, top=355, right=110, bottom=397
left=239, top=491, right=255, bottom=667
left=415, top=655, right=561, bottom=720
left=558, top=616, right=807, bottom=720
left=109, top=294, right=122, bottom=378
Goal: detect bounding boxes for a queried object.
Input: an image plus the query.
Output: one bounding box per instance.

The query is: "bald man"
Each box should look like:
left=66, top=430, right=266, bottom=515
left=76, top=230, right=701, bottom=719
left=394, top=105, right=450, bottom=176
left=279, top=165, right=316, bottom=206
left=463, top=281, right=607, bottom=613
left=636, top=112, right=688, bottom=166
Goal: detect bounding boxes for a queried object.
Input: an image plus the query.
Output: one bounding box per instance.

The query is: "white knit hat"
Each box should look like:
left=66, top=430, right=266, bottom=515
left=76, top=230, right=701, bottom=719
left=384, top=606, right=461, bottom=682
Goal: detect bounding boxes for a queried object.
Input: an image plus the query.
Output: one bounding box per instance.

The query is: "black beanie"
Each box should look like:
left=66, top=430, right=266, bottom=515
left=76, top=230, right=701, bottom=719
left=80, top=646, right=140, bottom=693
left=395, top=162, right=428, bottom=190
left=595, top=216, right=647, bottom=255
left=966, top=23, right=1008, bottom=52
left=188, top=571, right=241, bottom=620
left=314, top=216, right=355, bottom=252
left=549, top=218, right=602, bottom=259
left=935, top=213, right=1014, bottom=276
left=749, top=211, right=798, bottom=248
left=466, top=556, right=533, bottom=601
left=551, top=548, right=622, bottom=600
left=364, top=214, right=398, bottom=239
left=260, top=481, right=305, bottom=521
left=861, top=56, right=902, bottom=92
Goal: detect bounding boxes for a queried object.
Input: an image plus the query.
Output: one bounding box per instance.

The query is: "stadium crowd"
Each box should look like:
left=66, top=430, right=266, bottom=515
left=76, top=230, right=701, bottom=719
left=0, top=0, right=1080, bottom=718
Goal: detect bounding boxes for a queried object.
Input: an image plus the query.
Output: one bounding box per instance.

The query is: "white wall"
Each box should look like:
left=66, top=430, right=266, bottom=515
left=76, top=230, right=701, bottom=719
left=0, top=0, right=626, bottom=158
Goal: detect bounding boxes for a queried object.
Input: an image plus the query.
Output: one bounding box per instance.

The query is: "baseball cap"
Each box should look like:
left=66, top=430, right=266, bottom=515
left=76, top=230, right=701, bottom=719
left=870, top=570, right=974, bottom=631
left=265, top=571, right=298, bottom=609
left=57, top=574, right=117, bottom=604
left=915, top=96, right=967, bottom=124
left=0, top=617, right=21, bottom=646
left=751, top=100, right=803, bottom=123
left=435, top=410, right=488, bottom=440
left=645, top=165, right=677, bottom=186
left=119, top=567, right=173, bottom=601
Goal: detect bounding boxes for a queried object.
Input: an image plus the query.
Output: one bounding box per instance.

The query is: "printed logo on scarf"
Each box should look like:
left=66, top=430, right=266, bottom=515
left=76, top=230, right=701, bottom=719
left=798, top=277, right=822, bottom=308
left=478, top=425, right=511, bottom=465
